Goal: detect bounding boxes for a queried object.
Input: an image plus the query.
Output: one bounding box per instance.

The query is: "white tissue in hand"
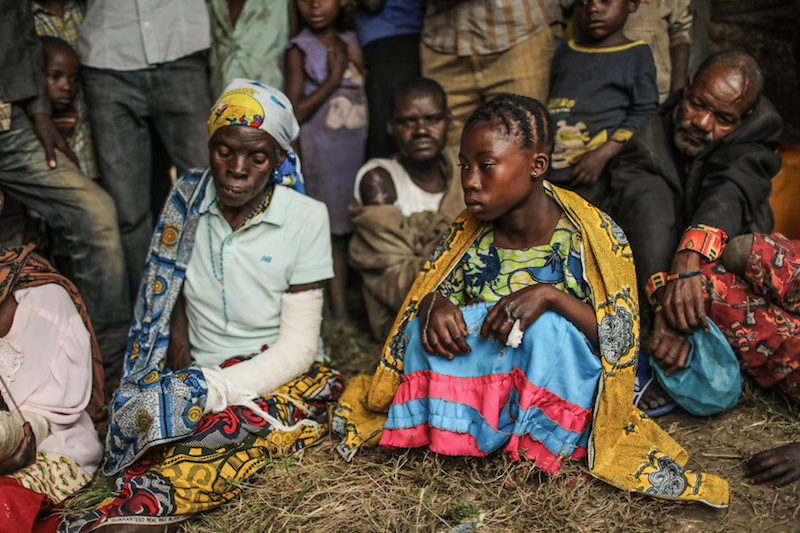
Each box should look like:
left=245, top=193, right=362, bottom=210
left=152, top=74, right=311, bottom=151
left=506, top=319, right=523, bottom=348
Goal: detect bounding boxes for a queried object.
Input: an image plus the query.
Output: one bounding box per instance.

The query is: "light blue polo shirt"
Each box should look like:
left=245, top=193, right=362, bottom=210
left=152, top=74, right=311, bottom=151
left=184, top=181, right=334, bottom=367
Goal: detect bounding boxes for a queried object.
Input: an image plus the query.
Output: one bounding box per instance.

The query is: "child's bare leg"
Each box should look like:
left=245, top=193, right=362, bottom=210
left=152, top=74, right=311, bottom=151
left=328, top=234, right=350, bottom=321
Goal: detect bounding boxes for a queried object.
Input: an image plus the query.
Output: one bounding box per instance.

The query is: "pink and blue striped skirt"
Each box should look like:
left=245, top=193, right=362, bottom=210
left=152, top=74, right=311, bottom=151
left=381, top=305, right=602, bottom=473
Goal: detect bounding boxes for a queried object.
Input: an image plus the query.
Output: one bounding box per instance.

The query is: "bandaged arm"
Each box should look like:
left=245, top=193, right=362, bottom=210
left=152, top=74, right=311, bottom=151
left=202, top=288, right=323, bottom=414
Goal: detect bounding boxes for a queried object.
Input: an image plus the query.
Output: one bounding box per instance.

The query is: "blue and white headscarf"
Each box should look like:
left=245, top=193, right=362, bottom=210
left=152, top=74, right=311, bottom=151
left=209, top=78, right=304, bottom=193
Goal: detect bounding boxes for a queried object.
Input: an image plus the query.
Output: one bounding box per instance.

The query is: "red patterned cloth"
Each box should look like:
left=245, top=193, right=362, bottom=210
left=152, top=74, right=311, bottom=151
left=679, top=224, right=728, bottom=262
left=702, top=233, right=800, bottom=404
left=0, top=477, right=62, bottom=533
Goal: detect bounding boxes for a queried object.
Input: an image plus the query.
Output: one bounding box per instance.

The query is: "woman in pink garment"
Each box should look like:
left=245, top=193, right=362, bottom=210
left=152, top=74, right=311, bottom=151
left=0, top=191, right=105, bottom=533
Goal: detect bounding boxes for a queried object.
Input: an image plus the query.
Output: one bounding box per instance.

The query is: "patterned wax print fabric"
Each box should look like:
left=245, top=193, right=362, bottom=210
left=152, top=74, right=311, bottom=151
left=436, top=213, right=591, bottom=306
left=333, top=182, right=730, bottom=507
left=104, top=170, right=211, bottom=476
left=285, top=29, right=367, bottom=234
left=702, top=233, right=800, bottom=404
left=0, top=451, right=92, bottom=533
left=8, top=452, right=92, bottom=505
left=59, top=359, right=343, bottom=532
left=380, top=214, right=598, bottom=471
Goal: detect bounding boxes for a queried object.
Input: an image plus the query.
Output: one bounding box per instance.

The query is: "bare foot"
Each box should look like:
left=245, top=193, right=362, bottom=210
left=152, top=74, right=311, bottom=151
left=638, top=379, right=673, bottom=411
left=745, top=442, right=800, bottom=487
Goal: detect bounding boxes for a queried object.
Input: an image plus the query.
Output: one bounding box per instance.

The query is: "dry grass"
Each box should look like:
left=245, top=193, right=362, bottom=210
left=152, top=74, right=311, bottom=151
left=180, top=443, right=680, bottom=533
left=65, top=318, right=800, bottom=532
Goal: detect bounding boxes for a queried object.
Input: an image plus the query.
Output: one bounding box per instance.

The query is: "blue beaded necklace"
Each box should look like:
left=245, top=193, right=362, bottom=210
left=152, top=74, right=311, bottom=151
left=208, top=184, right=275, bottom=323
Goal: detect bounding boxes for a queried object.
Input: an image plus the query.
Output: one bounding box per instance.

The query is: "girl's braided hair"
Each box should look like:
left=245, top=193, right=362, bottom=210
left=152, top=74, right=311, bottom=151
left=463, top=94, right=555, bottom=152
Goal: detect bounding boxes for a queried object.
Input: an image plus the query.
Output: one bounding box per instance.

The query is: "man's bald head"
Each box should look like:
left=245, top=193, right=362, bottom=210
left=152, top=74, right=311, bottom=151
left=692, top=51, right=763, bottom=114
left=673, top=51, right=765, bottom=157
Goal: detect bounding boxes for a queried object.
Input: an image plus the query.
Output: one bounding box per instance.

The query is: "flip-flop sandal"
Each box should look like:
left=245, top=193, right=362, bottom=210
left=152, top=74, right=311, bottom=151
left=634, top=352, right=677, bottom=417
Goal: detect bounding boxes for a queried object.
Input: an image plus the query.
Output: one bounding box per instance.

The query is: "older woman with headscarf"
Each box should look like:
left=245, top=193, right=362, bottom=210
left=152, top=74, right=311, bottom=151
left=59, top=80, right=344, bottom=533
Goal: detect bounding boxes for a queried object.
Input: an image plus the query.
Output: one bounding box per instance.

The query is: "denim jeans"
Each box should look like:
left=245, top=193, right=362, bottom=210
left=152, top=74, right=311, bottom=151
left=0, top=104, right=130, bottom=378
left=82, top=53, right=212, bottom=294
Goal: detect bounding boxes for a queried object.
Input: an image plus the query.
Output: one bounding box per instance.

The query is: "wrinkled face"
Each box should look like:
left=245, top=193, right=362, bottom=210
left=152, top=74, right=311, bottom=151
left=459, top=121, right=539, bottom=222
left=297, top=0, right=343, bottom=30
left=574, top=0, right=637, bottom=43
left=390, top=91, right=451, bottom=166
left=45, top=49, right=80, bottom=112
left=209, top=126, right=286, bottom=208
left=673, top=63, right=755, bottom=157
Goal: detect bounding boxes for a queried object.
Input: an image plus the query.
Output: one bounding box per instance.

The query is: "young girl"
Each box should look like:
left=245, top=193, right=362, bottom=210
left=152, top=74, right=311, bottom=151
left=284, top=0, right=367, bottom=321
left=334, top=94, right=729, bottom=508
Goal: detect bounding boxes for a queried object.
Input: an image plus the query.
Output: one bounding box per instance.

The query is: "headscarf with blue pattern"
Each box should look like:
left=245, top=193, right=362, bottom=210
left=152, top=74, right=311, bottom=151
left=209, top=78, right=304, bottom=193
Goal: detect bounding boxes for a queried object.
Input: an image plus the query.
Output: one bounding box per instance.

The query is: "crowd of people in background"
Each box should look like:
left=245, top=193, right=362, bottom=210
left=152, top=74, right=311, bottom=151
left=1, top=0, right=800, bottom=531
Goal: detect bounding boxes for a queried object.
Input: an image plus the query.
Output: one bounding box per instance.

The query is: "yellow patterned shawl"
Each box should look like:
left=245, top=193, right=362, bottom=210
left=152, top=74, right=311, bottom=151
left=334, top=182, right=729, bottom=507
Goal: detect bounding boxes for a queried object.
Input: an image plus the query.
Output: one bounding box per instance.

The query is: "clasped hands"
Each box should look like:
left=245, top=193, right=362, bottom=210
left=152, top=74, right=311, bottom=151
left=649, top=250, right=708, bottom=376
left=418, top=285, right=555, bottom=359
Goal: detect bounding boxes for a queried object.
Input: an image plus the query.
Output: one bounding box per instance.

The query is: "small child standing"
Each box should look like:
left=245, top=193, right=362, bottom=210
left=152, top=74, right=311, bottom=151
left=41, top=37, right=81, bottom=146
left=284, top=0, right=367, bottom=322
left=546, top=0, right=658, bottom=208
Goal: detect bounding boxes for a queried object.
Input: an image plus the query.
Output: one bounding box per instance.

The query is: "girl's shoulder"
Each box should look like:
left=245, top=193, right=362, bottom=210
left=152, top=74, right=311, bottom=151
left=285, top=28, right=330, bottom=82
left=287, top=27, right=324, bottom=54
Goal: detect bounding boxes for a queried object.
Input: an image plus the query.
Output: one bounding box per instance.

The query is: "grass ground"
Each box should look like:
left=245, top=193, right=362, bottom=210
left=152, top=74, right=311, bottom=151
left=174, top=319, right=800, bottom=533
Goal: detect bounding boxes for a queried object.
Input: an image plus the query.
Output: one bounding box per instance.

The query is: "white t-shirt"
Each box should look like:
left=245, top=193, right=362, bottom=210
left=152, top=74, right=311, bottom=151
left=353, top=158, right=445, bottom=217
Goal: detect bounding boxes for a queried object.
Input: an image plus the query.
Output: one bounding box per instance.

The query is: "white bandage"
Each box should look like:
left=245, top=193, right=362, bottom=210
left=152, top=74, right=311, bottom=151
left=506, top=319, right=523, bottom=348
left=0, top=411, right=49, bottom=460
left=201, top=289, right=323, bottom=430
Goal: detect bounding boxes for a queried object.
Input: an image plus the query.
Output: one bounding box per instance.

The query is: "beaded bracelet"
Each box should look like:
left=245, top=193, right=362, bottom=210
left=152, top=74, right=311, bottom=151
left=645, top=270, right=702, bottom=305
left=665, top=270, right=701, bottom=282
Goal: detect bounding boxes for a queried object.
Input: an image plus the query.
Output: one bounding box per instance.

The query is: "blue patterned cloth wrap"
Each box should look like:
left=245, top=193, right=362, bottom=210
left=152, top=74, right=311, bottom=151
left=653, top=318, right=742, bottom=416
left=385, top=303, right=603, bottom=456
